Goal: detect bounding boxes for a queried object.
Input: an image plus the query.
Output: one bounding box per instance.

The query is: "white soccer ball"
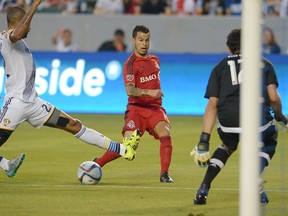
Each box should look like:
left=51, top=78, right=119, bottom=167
left=77, top=161, right=102, bottom=185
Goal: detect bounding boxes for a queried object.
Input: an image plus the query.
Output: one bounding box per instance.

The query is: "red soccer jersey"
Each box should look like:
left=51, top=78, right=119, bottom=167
left=123, top=53, right=162, bottom=107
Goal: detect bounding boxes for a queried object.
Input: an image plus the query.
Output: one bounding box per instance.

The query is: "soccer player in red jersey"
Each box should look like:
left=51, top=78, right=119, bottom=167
left=94, top=25, right=174, bottom=182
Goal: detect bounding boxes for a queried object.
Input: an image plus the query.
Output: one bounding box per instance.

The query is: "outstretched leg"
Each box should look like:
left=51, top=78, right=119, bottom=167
left=45, top=109, right=140, bottom=161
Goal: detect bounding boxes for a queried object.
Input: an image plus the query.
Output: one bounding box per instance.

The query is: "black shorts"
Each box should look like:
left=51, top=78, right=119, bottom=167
left=217, top=128, right=239, bottom=151
left=217, top=121, right=277, bottom=152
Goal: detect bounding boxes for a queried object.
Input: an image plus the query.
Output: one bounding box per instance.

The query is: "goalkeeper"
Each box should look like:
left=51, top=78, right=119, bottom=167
left=191, top=28, right=287, bottom=205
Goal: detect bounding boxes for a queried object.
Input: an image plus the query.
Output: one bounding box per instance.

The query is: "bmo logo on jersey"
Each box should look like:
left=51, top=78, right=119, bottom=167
left=139, top=72, right=160, bottom=83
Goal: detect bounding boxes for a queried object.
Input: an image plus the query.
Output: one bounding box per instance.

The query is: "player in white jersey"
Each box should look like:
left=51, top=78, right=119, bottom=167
left=0, top=1, right=140, bottom=178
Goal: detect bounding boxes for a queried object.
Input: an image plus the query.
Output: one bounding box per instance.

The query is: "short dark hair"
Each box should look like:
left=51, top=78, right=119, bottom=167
left=226, top=29, right=241, bottom=54
left=132, top=25, right=150, bottom=38
left=114, top=29, right=125, bottom=36
left=7, top=6, right=26, bottom=27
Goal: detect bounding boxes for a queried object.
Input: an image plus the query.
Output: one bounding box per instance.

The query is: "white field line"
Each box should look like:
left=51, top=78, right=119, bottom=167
left=0, top=183, right=287, bottom=193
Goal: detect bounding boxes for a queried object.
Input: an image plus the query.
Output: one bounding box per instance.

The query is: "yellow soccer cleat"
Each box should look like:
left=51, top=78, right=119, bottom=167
left=122, top=129, right=141, bottom=161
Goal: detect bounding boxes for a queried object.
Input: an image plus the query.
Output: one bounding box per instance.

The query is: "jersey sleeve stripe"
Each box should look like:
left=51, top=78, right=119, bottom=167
left=127, top=54, right=136, bottom=75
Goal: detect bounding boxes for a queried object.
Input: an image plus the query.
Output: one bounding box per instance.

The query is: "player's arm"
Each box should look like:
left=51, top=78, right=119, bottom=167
left=202, top=97, right=218, bottom=134
left=198, top=96, right=218, bottom=150
left=191, top=97, right=218, bottom=167
left=267, top=84, right=288, bottom=131
left=9, top=0, right=42, bottom=43
left=125, top=83, right=164, bottom=98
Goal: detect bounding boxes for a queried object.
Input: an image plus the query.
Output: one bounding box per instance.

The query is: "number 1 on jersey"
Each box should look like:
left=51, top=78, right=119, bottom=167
left=227, top=59, right=243, bottom=85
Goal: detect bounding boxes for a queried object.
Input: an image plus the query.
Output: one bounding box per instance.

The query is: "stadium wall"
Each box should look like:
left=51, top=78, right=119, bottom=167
left=0, top=14, right=287, bottom=53
left=0, top=52, right=287, bottom=115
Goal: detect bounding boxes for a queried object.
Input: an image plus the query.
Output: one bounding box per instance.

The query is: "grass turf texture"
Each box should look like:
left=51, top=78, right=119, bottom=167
left=0, top=114, right=287, bottom=216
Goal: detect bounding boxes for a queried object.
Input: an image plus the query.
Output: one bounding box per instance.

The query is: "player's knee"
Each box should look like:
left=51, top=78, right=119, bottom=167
left=0, top=129, right=12, bottom=147
left=73, top=119, right=82, bottom=128
left=221, top=143, right=236, bottom=155
left=45, top=109, right=70, bottom=128
left=260, top=141, right=276, bottom=163
left=45, top=109, right=82, bottom=133
left=56, top=117, right=82, bottom=135
left=66, top=119, right=82, bottom=133
left=260, top=156, right=269, bottom=168
left=156, top=124, right=170, bottom=137
left=259, top=149, right=273, bottom=168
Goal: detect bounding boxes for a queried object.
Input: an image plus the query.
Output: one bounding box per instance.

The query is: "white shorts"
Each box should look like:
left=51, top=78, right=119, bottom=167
left=0, top=97, right=55, bottom=131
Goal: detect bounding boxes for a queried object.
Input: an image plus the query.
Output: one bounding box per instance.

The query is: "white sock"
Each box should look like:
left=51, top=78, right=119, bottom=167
left=0, top=156, right=9, bottom=171
left=119, top=144, right=127, bottom=156
left=74, top=126, right=111, bottom=149
left=74, top=126, right=124, bottom=155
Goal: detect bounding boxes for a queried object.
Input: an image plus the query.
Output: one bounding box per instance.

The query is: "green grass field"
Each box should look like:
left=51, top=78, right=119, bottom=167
left=0, top=114, right=287, bottom=216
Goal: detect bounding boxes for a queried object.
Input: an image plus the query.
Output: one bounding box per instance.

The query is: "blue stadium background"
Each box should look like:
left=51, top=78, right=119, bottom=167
left=0, top=52, right=287, bottom=115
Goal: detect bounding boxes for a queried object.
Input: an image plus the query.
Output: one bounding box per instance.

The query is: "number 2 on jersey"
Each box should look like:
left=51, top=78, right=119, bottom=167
left=42, top=104, right=52, bottom=112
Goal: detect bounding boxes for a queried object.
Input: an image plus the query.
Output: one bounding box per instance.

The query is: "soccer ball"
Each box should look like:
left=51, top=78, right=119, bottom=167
left=77, top=161, right=102, bottom=185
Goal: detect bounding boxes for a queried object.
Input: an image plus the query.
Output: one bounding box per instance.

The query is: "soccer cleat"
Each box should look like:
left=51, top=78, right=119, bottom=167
left=160, top=171, right=174, bottom=183
left=5, top=153, right=25, bottom=178
left=122, top=129, right=141, bottom=161
left=194, top=184, right=210, bottom=205
left=128, top=129, right=141, bottom=151
left=260, top=191, right=269, bottom=204
left=259, top=178, right=269, bottom=204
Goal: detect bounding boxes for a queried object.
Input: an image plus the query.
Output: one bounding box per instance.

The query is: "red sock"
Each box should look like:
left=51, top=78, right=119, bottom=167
left=95, top=150, right=121, bottom=167
left=159, top=136, right=173, bottom=175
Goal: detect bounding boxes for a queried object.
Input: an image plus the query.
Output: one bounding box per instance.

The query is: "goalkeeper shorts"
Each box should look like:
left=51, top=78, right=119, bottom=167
left=217, top=120, right=277, bottom=152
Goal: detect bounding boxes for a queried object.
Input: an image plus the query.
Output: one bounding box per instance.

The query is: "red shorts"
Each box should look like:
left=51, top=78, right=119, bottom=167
left=122, top=105, right=170, bottom=140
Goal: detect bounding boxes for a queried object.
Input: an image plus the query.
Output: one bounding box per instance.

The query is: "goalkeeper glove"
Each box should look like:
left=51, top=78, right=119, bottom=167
left=190, top=132, right=211, bottom=168
left=275, top=114, right=288, bottom=132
